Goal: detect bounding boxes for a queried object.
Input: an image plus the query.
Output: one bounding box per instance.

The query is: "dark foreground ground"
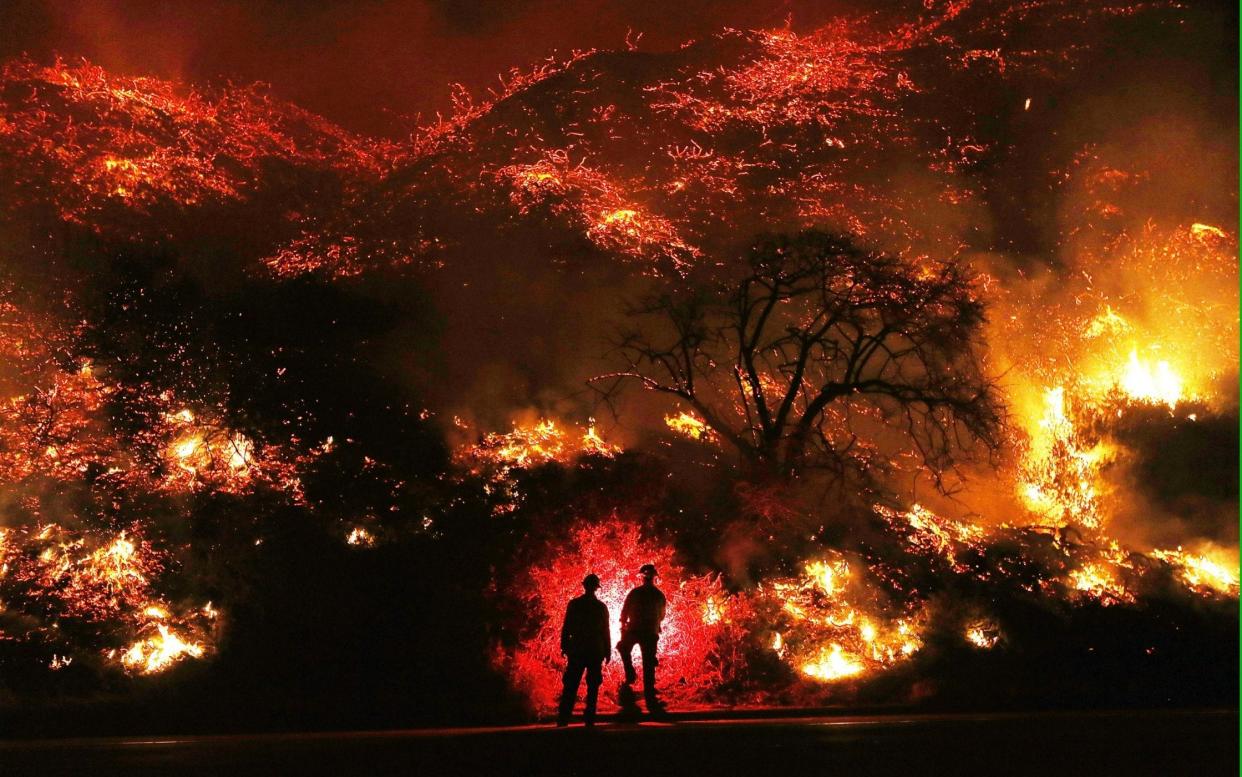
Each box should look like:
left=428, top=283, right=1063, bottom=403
left=1, top=709, right=1235, bottom=777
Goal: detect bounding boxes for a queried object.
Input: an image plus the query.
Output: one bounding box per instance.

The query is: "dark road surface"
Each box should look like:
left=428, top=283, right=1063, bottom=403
left=1, top=709, right=1236, bottom=776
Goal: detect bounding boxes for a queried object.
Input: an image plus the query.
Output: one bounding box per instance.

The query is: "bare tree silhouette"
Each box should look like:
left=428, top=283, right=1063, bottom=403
left=593, top=231, right=1003, bottom=489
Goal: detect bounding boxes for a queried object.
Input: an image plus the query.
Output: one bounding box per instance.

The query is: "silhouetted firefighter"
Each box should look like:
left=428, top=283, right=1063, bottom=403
left=618, top=563, right=667, bottom=713
left=557, top=573, right=611, bottom=727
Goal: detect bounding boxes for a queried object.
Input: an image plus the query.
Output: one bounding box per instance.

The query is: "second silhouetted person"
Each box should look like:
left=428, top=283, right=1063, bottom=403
left=617, top=563, right=666, bottom=713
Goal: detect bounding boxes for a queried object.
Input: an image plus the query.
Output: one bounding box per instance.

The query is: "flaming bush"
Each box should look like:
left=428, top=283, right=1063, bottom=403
left=758, top=552, right=924, bottom=684
left=1, top=523, right=219, bottom=673
left=454, top=418, right=620, bottom=513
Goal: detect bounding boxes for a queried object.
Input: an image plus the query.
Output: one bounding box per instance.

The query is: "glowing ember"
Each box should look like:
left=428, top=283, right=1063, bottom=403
left=346, top=527, right=377, bottom=547
left=0, top=292, right=306, bottom=677
left=801, top=643, right=864, bottom=681
left=0, top=0, right=1234, bottom=713
left=0, top=57, right=391, bottom=239
left=1118, top=350, right=1183, bottom=408
left=10, top=526, right=163, bottom=621
left=156, top=407, right=301, bottom=497
left=6, top=523, right=217, bottom=675
left=163, top=419, right=255, bottom=491
left=964, top=621, right=1001, bottom=649
left=499, top=155, right=700, bottom=271
left=874, top=504, right=986, bottom=573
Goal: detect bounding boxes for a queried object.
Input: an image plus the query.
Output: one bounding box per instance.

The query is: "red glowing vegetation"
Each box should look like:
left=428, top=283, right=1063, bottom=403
left=0, top=58, right=391, bottom=228
left=499, top=153, right=700, bottom=271
left=648, top=24, right=905, bottom=134
left=500, top=517, right=733, bottom=713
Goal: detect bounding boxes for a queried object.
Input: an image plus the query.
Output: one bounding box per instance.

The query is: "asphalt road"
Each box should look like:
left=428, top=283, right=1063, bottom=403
left=1, top=709, right=1235, bottom=776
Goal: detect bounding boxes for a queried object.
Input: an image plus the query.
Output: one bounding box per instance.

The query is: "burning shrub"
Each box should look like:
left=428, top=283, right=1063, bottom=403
left=455, top=418, right=618, bottom=478
left=453, top=418, right=620, bottom=514
left=0, top=523, right=219, bottom=674
left=755, top=551, right=925, bottom=687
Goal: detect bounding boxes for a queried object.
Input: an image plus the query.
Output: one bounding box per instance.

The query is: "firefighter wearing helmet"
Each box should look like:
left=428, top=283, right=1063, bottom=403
left=557, top=573, right=611, bottom=727
left=617, top=563, right=667, bottom=713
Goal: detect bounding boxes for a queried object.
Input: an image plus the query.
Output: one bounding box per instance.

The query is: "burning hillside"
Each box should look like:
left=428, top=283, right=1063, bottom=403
left=0, top=0, right=1235, bottom=731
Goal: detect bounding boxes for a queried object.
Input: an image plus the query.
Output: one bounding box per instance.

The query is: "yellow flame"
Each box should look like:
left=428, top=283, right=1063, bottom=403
left=225, top=434, right=254, bottom=471
left=665, top=411, right=715, bottom=441
left=143, top=604, right=169, bottom=619
left=1068, top=562, right=1133, bottom=605
left=1017, top=387, right=1110, bottom=528
left=702, top=596, right=724, bottom=625
left=771, top=554, right=924, bottom=682
left=173, top=436, right=201, bottom=460
left=104, top=535, right=135, bottom=560
left=1151, top=548, right=1240, bottom=596
left=119, top=624, right=204, bottom=674
left=1118, top=350, right=1182, bottom=407
left=602, top=208, right=637, bottom=225
left=964, top=620, right=1000, bottom=648
left=580, top=419, right=618, bottom=456
left=458, top=418, right=618, bottom=476
left=1083, top=306, right=1130, bottom=339
left=1190, top=222, right=1227, bottom=240
left=103, top=158, right=138, bottom=173
left=805, top=558, right=849, bottom=596
left=801, top=643, right=864, bottom=681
